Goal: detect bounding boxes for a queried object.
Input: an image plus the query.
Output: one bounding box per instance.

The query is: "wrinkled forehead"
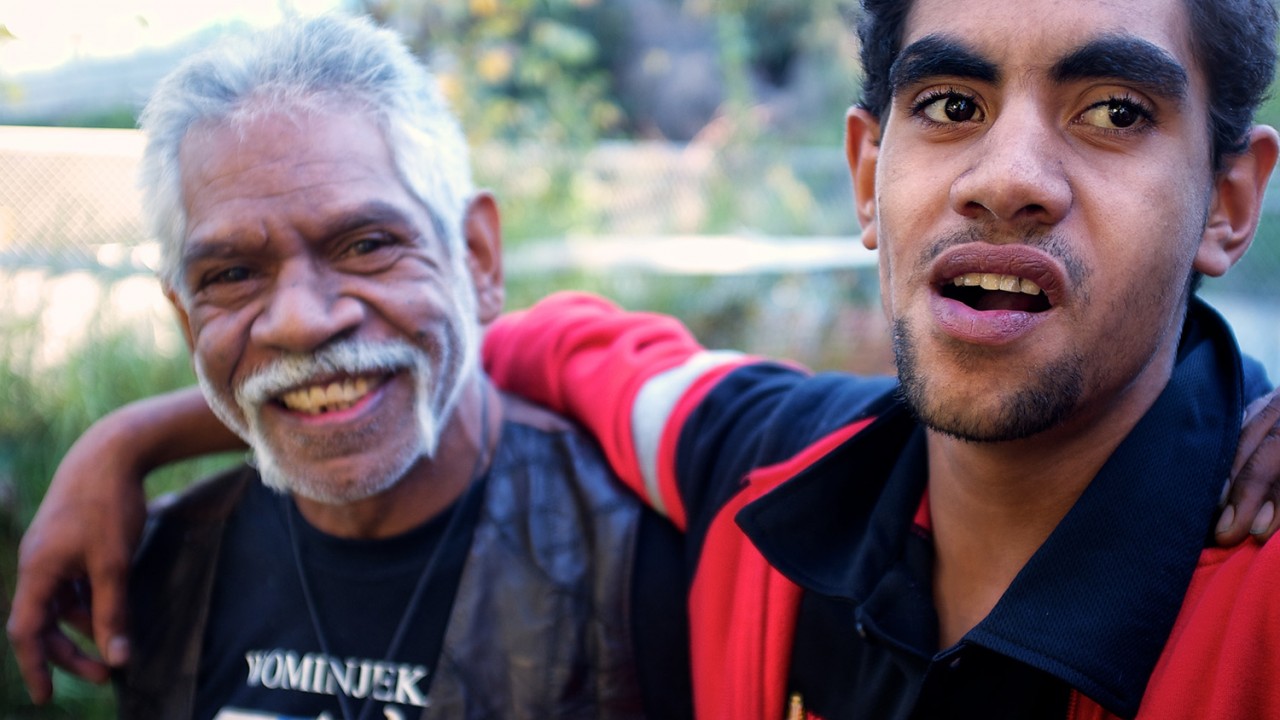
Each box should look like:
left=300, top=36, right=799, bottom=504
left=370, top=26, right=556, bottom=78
left=178, top=99, right=381, bottom=175
left=175, top=105, right=449, bottom=251
left=178, top=110, right=398, bottom=216
left=179, top=97, right=458, bottom=251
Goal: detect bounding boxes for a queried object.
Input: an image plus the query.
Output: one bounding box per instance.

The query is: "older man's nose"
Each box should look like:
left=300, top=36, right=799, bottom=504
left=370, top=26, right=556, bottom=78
left=250, top=262, right=364, bottom=352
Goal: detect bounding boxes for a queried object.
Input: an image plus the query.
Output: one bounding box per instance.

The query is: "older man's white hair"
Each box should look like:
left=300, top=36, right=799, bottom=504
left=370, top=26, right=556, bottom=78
left=139, top=13, right=475, bottom=291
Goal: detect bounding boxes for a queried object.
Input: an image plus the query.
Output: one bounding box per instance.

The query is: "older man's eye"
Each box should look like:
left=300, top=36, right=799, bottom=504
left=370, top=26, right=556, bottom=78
left=346, top=235, right=395, bottom=256
left=915, top=92, right=984, bottom=124
left=208, top=266, right=252, bottom=284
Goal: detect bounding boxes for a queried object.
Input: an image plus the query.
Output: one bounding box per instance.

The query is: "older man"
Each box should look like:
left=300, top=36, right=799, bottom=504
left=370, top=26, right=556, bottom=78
left=8, top=14, right=689, bottom=720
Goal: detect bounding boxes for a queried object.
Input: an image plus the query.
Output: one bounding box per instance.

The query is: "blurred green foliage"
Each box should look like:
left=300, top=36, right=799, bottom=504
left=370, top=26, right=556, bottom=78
left=374, top=0, right=625, bottom=146
left=358, top=0, right=857, bottom=145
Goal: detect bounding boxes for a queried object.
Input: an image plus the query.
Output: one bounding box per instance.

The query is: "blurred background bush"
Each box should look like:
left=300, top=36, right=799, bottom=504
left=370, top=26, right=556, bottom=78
left=1, top=1, right=1278, bottom=715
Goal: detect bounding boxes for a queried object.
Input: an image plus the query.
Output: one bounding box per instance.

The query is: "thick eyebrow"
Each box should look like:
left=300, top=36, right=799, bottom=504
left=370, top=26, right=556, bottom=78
left=1052, top=34, right=1188, bottom=102
left=888, top=33, right=1188, bottom=106
left=889, top=35, right=999, bottom=96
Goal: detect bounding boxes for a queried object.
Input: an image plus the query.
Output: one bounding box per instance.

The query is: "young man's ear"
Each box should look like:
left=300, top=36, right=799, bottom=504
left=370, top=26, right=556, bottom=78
left=164, top=285, right=197, bottom=352
left=846, top=106, right=882, bottom=251
left=1195, top=125, right=1280, bottom=277
left=463, top=191, right=505, bottom=324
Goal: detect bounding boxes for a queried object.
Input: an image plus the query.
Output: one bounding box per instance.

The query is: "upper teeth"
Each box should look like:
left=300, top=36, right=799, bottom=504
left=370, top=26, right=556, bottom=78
left=281, top=377, right=373, bottom=415
left=952, top=272, right=1043, bottom=296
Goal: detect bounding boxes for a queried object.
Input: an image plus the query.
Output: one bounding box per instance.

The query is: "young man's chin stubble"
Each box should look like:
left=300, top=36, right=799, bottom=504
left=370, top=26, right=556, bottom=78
left=892, top=316, right=1086, bottom=443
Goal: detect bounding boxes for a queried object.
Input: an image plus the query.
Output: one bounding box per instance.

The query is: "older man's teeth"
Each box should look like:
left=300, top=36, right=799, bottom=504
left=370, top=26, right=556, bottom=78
left=281, top=377, right=372, bottom=415
left=952, top=272, right=1042, bottom=296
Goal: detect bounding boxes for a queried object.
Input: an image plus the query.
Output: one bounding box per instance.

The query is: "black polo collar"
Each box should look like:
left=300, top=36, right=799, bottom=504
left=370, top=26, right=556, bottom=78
left=737, top=298, right=1244, bottom=718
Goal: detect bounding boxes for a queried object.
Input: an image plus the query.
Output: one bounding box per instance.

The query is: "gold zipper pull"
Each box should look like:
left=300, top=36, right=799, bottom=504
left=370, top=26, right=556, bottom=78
left=787, top=692, right=805, bottom=720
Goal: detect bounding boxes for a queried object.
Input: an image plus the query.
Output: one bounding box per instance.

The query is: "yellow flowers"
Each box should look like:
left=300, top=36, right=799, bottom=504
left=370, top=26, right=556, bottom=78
left=476, top=47, right=514, bottom=84
left=469, top=0, right=500, bottom=18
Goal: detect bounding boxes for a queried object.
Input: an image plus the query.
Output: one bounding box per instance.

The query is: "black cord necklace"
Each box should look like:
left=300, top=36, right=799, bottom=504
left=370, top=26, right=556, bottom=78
left=283, top=391, right=493, bottom=720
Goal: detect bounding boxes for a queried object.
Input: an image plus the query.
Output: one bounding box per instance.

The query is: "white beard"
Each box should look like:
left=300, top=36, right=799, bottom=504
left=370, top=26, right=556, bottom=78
left=196, top=336, right=471, bottom=504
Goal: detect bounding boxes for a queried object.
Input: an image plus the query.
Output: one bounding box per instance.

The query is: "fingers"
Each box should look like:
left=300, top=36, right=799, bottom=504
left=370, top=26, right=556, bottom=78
left=7, top=616, right=52, bottom=703
left=7, top=521, right=130, bottom=703
left=44, top=628, right=111, bottom=685
left=8, top=394, right=169, bottom=703
left=6, top=570, right=109, bottom=703
left=8, top=553, right=60, bottom=704
left=1218, top=391, right=1280, bottom=545
left=54, top=579, right=94, bottom=639
left=88, top=558, right=132, bottom=668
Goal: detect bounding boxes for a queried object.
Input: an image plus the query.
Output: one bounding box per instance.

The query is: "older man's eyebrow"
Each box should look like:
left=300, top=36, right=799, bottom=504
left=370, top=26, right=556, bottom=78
left=179, top=235, right=251, bottom=271
left=1052, top=35, right=1188, bottom=102
left=889, top=35, right=999, bottom=95
left=327, top=199, right=452, bottom=247
left=316, top=201, right=419, bottom=238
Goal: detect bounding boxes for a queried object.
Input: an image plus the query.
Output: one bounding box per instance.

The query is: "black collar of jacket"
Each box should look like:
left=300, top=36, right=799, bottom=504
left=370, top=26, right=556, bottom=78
left=736, top=297, right=1245, bottom=718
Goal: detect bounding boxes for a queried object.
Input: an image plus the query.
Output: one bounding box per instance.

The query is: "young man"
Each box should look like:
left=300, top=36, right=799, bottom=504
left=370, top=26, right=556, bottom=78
left=7, top=15, right=691, bottom=719
left=9, top=0, right=1280, bottom=718
left=482, top=0, right=1280, bottom=717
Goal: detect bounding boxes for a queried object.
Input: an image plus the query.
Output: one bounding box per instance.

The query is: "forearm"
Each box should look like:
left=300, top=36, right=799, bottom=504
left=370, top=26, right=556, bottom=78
left=485, top=292, right=762, bottom=530
left=484, top=292, right=706, bottom=486
left=94, top=386, right=245, bottom=479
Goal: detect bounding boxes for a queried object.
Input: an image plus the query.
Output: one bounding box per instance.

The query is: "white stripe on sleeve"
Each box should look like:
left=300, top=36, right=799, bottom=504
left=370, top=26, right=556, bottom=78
left=631, top=350, right=744, bottom=515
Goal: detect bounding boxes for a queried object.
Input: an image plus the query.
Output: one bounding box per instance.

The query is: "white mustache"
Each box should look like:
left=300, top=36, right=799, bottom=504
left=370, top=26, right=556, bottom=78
left=235, top=339, right=422, bottom=410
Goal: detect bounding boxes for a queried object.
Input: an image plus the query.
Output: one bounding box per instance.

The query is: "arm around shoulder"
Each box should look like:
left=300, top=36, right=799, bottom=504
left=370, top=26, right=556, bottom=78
left=483, top=292, right=714, bottom=495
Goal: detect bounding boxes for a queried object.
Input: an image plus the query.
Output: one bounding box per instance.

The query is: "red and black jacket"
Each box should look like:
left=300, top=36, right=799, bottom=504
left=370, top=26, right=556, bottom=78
left=484, top=291, right=1280, bottom=720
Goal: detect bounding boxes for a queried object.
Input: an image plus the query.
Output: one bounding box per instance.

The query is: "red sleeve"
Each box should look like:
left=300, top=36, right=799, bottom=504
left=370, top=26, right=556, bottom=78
left=483, top=291, right=714, bottom=513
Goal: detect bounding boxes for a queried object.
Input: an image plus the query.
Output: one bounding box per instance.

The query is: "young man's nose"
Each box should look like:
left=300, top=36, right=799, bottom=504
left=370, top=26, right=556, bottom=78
left=250, top=261, right=364, bottom=352
left=949, top=102, right=1073, bottom=228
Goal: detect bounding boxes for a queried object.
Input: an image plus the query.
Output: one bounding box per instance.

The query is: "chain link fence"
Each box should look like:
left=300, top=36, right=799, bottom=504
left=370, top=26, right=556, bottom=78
left=0, top=128, right=868, bottom=271
left=0, top=127, right=150, bottom=273
left=1, top=125, right=1278, bottom=375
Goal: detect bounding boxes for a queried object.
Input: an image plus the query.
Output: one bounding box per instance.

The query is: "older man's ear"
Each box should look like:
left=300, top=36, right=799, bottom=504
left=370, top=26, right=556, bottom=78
left=164, top=286, right=197, bottom=353
left=464, top=191, right=505, bottom=324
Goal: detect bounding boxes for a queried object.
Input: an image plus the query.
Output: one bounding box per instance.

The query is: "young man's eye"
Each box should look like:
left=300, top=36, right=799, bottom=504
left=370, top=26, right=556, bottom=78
left=1077, top=98, right=1154, bottom=131
left=914, top=91, right=984, bottom=124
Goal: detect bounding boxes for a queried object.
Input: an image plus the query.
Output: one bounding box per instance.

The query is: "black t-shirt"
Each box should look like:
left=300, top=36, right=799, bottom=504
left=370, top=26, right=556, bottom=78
left=193, top=474, right=692, bottom=720
left=195, top=476, right=484, bottom=720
